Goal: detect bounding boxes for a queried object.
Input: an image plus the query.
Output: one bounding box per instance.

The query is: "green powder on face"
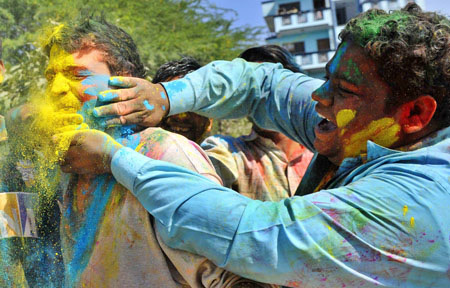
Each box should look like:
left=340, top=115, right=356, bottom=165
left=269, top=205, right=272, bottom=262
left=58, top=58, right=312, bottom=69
left=343, top=59, right=363, bottom=85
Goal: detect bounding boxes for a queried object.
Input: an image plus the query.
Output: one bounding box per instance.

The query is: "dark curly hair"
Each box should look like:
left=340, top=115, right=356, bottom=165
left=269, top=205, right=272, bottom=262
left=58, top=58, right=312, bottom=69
left=339, top=3, right=450, bottom=126
left=239, top=45, right=303, bottom=73
left=152, top=56, right=201, bottom=83
left=43, top=15, right=146, bottom=78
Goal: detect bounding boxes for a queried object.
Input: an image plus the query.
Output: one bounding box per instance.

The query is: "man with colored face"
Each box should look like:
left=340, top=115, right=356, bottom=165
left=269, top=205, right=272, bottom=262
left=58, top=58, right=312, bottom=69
left=63, top=4, right=449, bottom=288
left=40, top=16, right=273, bottom=288
left=153, top=57, right=213, bottom=144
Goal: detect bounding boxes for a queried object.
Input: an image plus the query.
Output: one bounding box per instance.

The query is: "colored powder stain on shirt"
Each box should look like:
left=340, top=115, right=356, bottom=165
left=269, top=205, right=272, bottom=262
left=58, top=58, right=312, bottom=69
left=410, top=217, right=415, bottom=228
left=143, top=100, right=154, bottom=111
left=336, top=109, right=356, bottom=128
left=164, top=80, right=187, bottom=95
left=403, top=205, right=408, bottom=216
left=67, top=175, right=116, bottom=284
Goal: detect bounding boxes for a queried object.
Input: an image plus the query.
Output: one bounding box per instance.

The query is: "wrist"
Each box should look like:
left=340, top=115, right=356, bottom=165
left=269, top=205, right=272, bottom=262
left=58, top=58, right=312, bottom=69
left=157, top=83, right=170, bottom=118
left=105, top=139, right=123, bottom=174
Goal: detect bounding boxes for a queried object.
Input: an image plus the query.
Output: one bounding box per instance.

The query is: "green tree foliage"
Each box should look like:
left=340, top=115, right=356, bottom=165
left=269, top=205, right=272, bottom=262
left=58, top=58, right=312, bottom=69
left=0, top=0, right=260, bottom=138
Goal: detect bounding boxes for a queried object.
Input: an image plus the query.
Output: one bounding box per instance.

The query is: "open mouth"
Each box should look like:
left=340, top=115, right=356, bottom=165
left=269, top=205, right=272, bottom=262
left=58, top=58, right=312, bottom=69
left=316, top=116, right=337, bottom=133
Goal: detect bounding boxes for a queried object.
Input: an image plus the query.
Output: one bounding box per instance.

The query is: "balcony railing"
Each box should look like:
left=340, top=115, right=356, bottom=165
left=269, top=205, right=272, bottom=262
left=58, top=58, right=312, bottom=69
left=293, top=50, right=335, bottom=70
left=274, top=9, right=332, bottom=33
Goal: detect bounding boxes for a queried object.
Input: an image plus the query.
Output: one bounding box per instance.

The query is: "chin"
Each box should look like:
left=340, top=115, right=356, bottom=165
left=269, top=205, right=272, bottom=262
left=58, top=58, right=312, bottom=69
left=314, top=141, right=341, bottom=164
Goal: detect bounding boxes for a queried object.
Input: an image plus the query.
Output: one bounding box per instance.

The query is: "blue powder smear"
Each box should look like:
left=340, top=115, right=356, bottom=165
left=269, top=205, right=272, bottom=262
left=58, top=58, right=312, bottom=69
left=143, top=100, right=154, bottom=110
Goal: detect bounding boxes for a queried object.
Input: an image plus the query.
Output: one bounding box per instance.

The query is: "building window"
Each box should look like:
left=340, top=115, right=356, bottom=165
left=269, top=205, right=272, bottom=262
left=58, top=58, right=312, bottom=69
left=278, top=2, right=300, bottom=15
left=318, top=52, right=329, bottom=63
left=313, top=0, right=326, bottom=10
left=317, top=38, right=330, bottom=51
left=284, top=42, right=305, bottom=54
left=302, top=55, right=313, bottom=65
left=282, top=15, right=292, bottom=25
left=314, top=10, right=324, bottom=20
left=336, top=7, right=347, bottom=25
left=297, top=12, right=307, bottom=23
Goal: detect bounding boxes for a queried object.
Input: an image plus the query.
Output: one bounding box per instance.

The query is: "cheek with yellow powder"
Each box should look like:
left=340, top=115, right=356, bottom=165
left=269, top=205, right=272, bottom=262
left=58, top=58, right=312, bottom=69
left=337, top=109, right=357, bottom=128
left=343, top=117, right=401, bottom=158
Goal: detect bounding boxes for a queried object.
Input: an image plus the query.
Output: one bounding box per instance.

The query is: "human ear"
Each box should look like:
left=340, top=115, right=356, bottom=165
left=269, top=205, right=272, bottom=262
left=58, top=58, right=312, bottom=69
left=398, top=95, right=437, bottom=134
left=205, top=119, right=213, bottom=133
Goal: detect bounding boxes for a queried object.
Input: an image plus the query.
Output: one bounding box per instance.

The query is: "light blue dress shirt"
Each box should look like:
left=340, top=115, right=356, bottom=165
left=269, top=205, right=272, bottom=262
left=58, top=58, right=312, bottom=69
left=111, top=59, right=450, bottom=287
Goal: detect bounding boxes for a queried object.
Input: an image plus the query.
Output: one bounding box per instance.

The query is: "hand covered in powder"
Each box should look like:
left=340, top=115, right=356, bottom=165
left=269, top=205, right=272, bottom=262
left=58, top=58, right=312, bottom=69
left=93, top=77, right=169, bottom=128
left=53, top=129, right=123, bottom=175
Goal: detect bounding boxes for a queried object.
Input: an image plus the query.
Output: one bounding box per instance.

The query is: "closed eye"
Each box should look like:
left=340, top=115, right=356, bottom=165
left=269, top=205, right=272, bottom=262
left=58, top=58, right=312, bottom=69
left=338, top=84, right=359, bottom=96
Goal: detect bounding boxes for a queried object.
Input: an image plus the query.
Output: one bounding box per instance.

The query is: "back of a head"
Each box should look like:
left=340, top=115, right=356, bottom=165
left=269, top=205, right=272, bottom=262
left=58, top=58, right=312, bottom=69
left=339, top=3, right=450, bottom=127
left=152, top=57, right=201, bottom=83
left=43, top=15, right=146, bottom=79
left=239, top=45, right=302, bottom=73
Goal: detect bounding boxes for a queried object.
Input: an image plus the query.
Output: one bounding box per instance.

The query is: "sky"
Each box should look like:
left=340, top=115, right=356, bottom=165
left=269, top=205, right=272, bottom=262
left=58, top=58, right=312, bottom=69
left=209, top=0, right=450, bottom=42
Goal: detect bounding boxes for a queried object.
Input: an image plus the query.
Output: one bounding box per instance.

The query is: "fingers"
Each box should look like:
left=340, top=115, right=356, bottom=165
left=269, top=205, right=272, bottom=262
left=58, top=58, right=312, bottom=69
left=108, top=111, right=151, bottom=126
left=108, top=76, right=142, bottom=88
left=52, top=130, right=82, bottom=154
left=98, top=87, right=139, bottom=102
left=55, top=123, right=89, bottom=134
left=52, top=113, right=84, bottom=127
left=60, top=146, right=87, bottom=174
left=93, top=98, right=143, bottom=117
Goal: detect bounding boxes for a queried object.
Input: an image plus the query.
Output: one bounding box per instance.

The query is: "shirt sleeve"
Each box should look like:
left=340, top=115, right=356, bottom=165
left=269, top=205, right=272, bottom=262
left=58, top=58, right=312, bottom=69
left=111, top=146, right=448, bottom=287
left=162, top=59, right=324, bottom=152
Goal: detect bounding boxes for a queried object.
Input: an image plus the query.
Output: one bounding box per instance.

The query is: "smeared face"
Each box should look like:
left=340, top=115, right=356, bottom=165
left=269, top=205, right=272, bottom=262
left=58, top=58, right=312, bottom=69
left=312, top=41, right=401, bottom=164
left=161, top=112, right=212, bottom=144
left=159, top=75, right=212, bottom=143
left=45, top=45, right=110, bottom=117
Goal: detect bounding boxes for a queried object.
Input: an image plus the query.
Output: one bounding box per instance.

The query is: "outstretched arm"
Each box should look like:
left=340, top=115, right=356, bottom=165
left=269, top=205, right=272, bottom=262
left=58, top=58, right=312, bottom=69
left=110, top=146, right=447, bottom=287
left=94, top=60, right=324, bottom=151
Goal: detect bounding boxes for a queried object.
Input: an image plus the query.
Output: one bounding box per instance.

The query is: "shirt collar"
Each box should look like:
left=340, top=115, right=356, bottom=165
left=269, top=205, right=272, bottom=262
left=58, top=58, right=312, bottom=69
left=337, top=126, right=450, bottom=175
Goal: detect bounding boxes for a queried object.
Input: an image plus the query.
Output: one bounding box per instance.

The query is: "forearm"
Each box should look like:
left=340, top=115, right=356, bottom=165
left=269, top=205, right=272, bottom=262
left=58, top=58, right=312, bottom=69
left=162, top=59, right=324, bottom=151
left=111, top=147, right=382, bottom=285
left=111, top=147, right=249, bottom=264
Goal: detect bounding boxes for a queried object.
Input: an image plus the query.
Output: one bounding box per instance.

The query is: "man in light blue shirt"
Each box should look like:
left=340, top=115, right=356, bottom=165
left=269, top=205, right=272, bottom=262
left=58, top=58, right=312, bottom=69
left=60, top=4, right=450, bottom=288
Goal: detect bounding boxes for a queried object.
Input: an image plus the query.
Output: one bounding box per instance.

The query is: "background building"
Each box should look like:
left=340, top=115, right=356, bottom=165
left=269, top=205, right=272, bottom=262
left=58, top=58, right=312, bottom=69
left=262, top=0, right=426, bottom=78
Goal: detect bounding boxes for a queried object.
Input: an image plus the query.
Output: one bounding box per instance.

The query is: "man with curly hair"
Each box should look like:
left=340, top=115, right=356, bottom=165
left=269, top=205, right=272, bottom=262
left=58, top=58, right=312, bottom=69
left=64, top=4, right=450, bottom=287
